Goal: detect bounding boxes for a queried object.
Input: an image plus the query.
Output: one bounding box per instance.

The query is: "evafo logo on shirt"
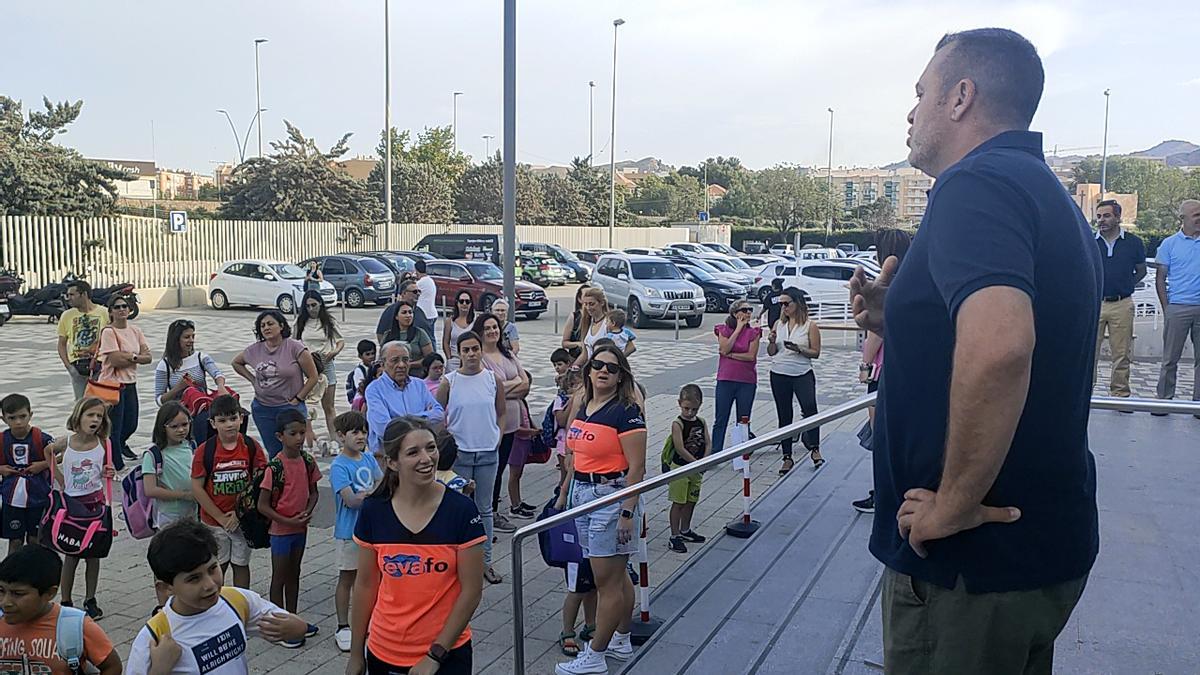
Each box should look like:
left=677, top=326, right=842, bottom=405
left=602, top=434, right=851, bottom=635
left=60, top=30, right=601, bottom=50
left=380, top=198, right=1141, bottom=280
left=382, top=553, right=450, bottom=577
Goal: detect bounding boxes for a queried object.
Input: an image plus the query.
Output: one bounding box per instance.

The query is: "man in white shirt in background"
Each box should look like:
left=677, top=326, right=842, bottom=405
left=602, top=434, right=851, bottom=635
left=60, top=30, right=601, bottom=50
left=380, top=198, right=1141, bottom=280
left=414, top=260, right=439, bottom=340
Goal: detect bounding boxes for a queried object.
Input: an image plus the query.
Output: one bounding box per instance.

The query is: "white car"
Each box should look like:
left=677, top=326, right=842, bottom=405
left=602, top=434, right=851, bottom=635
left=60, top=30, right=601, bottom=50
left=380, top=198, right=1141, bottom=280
left=696, top=254, right=756, bottom=285
left=209, top=259, right=338, bottom=314
left=753, top=259, right=876, bottom=303
left=770, top=243, right=795, bottom=256
left=665, top=242, right=709, bottom=255
left=699, top=242, right=742, bottom=257
left=623, top=247, right=668, bottom=256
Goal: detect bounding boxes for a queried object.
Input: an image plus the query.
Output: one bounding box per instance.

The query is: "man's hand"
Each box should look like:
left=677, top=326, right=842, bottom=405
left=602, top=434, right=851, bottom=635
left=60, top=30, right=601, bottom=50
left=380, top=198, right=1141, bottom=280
left=897, top=488, right=1021, bottom=558
left=849, top=256, right=899, bottom=334
left=258, top=611, right=308, bottom=642
left=148, top=634, right=182, bottom=675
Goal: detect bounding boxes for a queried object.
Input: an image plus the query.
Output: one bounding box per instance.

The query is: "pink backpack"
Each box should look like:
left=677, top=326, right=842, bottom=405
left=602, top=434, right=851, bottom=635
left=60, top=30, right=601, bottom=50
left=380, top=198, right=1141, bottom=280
left=120, top=445, right=166, bottom=539
left=39, top=440, right=116, bottom=558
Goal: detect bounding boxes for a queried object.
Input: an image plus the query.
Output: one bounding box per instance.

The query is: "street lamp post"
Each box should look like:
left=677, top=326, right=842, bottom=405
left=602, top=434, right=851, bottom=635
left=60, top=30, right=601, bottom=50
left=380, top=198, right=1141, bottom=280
left=383, top=1, right=392, bottom=237
left=502, top=0, right=516, bottom=308
left=254, top=39, right=268, bottom=158
left=452, top=91, right=463, bottom=153
left=1100, top=89, right=1111, bottom=196
left=826, top=107, right=835, bottom=238
left=589, top=81, right=596, bottom=165
left=483, top=134, right=494, bottom=157
left=608, top=18, right=625, bottom=248
left=216, top=108, right=266, bottom=164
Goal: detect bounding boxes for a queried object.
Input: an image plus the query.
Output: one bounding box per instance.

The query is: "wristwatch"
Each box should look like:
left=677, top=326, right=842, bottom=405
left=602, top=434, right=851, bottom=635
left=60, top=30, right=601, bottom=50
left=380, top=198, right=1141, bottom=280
left=428, top=643, right=448, bottom=664
left=620, top=509, right=634, bottom=519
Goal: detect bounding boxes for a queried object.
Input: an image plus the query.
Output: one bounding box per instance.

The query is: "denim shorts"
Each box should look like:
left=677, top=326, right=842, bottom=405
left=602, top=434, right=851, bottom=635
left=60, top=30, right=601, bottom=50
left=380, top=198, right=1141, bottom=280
left=270, top=532, right=307, bottom=556
left=570, top=478, right=641, bottom=558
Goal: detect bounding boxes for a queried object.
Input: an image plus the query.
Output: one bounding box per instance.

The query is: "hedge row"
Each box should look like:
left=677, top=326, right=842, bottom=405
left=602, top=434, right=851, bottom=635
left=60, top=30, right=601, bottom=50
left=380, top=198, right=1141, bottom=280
left=730, top=225, right=1175, bottom=257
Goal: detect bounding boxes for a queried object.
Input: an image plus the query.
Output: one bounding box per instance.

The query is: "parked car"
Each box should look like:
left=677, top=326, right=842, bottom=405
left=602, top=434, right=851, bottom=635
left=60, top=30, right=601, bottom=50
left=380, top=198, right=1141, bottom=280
left=836, top=242, right=860, bottom=253
left=622, top=247, right=668, bottom=256
left=361, top=251, right=418, bottom=287
left=696, top=254, right=756, bottom=286
left=425, top=259, right=548, bottom=319
left=392, top=250, right=437, bottom=266
left=739, top=255, right=783, bottom=270
left=796, top=247, right=846, bottom=261
left=674, top=262, right=748, bottom=313
left=521, top=242, right=592, bottom=282
left=699, top=242, right=742, bottom=257
left=589, top=254, right=704, bottom=328
left=753, top=259, right=876, bottom=303
left=209, top=260, right=337, bottom=314
left=520, top=252, right=566, bottom=287
left=573, top=248, right=619, bottom=265
left=298, top=254, right=397, bottom=308
left=665, top=242, right=709, bottom=255
left=413, top=233, right=505, bottom=265
left=743, top=240, right=769, bottom=254
left=661, top=253, right=751, bottom=291
left=769, top=243, right=795, bottom=256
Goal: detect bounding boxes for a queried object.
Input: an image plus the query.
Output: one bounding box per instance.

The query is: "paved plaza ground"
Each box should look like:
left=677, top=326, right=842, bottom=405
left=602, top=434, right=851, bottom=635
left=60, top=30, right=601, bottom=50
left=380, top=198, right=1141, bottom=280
left=0, top=296, right=1191, bottom=674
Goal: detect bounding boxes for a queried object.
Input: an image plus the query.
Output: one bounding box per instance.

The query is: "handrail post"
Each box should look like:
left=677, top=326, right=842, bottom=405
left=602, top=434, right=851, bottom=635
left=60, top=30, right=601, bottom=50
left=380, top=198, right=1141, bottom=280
left=511, top=534, right=526, bottom=674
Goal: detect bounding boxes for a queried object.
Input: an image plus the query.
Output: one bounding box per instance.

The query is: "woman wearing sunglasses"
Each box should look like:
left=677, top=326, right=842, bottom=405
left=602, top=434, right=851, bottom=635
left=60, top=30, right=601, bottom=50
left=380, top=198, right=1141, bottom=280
left=442, top=290, right=476, bottom=371
left=766, top=287, right=823, bottom=474
left=711, top=299, right=762, bottom=458
left=96, top=295, right=152, bottom=468
left=154, top=318, right=232, bottom=442
left=554, top=345, right=646, bottom=674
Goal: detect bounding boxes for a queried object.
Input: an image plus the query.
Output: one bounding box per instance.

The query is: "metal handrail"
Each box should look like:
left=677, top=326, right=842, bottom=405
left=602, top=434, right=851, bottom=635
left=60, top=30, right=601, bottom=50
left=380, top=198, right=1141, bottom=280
left=508, top=393, right=877, bottom=674
left=507, top=393, right=1200, bottom=673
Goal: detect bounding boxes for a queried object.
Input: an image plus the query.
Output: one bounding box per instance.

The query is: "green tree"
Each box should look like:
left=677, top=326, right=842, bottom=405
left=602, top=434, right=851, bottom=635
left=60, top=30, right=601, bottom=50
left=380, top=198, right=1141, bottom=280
left=197, top=183, right=221, bottom=201
left=219, top=121, right=380, bottom=223
left=1072, top=155, right=1196, bottom=229
left=454, top=155, right=549, bottom=225
left=566, top=157, right=633, bottom=225
left=375, top=125, right=470, bottom=186
left=627, top=172, right=704, bottom=220
left=750, top=165, right=830, bottom=238
left=678, top=156, right=746, bottom=190
left=539, top=173, right=589, bottom=224
left=852, top=197, right=897, bottom=230
left=367, top=159, right=455, bottom=223
left=0, top=96, right=133, bottom=217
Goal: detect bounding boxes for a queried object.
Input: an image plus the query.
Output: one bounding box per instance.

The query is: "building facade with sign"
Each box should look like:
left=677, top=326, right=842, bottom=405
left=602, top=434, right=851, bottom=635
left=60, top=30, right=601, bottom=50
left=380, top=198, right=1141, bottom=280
left=91, top=159, right=157, bottom=200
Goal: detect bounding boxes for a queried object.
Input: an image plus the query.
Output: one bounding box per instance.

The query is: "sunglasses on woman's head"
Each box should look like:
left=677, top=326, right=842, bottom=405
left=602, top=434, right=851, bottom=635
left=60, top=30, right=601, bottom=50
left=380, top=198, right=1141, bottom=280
left=588, top=359, right=622, bottom=375
left=171, top=319, right=195, bottom=328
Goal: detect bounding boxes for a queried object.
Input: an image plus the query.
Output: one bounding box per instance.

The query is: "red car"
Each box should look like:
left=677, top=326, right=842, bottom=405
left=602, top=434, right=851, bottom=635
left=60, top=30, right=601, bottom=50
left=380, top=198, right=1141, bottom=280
left=425, top=259, right=548, bottom=319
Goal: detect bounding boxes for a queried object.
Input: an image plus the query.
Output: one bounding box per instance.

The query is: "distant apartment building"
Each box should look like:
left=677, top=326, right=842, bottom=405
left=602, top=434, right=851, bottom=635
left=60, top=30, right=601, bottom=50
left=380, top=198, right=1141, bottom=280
left=1074, top=183, right=1139, bottom=225
left=92, top=159, right=157, bottom=199
left=156, top=169, right=215, bottom=199
left=817, top=167, right=933, bottom=222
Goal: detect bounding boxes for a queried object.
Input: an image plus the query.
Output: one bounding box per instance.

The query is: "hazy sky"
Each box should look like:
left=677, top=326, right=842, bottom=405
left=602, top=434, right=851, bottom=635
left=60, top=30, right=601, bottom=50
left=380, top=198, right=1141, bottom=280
left=7, top=1, right=1199, bottom=174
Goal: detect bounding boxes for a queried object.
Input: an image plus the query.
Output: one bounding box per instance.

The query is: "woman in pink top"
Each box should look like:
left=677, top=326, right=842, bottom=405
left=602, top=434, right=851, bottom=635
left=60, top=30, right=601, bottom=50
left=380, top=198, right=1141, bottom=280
left=712, top=299, right=761, bottom=455
left=96, top=294, right=152, bottom=469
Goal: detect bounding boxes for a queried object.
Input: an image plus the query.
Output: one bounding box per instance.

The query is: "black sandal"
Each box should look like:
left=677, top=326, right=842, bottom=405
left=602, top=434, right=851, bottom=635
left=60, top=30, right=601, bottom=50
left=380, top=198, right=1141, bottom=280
left=779, top=457, right=794, bottom=475
left=810, top=450, right=825, bottom=468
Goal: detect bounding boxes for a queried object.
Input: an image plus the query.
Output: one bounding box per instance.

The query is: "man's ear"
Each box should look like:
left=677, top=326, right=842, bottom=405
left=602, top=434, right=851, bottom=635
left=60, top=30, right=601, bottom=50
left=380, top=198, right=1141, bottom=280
left=948, top=78, right=977, bottom=122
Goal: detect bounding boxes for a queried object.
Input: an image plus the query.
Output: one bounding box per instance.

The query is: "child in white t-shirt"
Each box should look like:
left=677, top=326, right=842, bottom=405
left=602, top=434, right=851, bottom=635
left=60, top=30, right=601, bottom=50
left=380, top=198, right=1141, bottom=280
left=605, top=309, right=637, bottom=357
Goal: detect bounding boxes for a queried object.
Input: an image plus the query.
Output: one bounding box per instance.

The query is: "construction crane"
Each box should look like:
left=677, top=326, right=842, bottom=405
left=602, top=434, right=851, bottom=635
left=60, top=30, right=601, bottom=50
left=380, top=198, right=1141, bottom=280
left=1047, top=144, right=1119, bottom=156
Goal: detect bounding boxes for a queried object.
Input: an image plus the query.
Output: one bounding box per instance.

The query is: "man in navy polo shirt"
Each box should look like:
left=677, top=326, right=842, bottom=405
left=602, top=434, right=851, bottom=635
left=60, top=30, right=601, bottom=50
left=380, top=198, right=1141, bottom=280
left=1094, top=199, right=1146, bottom=398
left=1154, top=199, right=1200, bottom=408
left=850, top=28, right=1100, bottom=673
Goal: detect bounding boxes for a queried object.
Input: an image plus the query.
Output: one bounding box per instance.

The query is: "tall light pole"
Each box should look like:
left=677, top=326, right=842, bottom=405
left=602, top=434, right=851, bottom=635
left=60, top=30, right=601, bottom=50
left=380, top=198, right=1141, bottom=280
left=452, top=91, right=463, bottom=153
left=383, top=1, right=392, bottom=236
left=608, top=18, right=625, bottom=248
left=254, top=39, right=268, bottom=158
left=217, top=108, right=266, bottom=164
left=482, top=134, right=494, bottom=158
left=502, top=0, right=516, bottom=308
left=826, top=107, right=835, bottom=238
left=1100, top=89, right=1111, bottom=196
left=589, top=81, right=596, bottom=165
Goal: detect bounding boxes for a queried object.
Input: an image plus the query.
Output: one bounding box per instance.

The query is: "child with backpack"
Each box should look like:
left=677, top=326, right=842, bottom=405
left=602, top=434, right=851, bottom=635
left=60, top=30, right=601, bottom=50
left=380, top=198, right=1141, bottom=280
left=329, top=411, right=381, bottom=652
left=138, top=401, right=198, bottom=608
left=345, top=339, right=376, bottom=406
left=665, top=384, right=711, bottom=554
left=127, top=520, right=309, bottom=674
left=255, top=408, right=321, bottom=648
left=0, top=544, right=121, bottom=674
left=0, top=394, right=54, bottom=555
left=45, top=397, right=116, bottom=620
left=190, top=394, right=265, bottom=590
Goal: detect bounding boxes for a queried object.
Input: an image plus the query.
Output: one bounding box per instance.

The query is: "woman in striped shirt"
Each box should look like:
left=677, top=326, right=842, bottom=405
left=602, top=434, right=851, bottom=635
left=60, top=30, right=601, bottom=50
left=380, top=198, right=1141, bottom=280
left=155, top=319, right=231, bottom=441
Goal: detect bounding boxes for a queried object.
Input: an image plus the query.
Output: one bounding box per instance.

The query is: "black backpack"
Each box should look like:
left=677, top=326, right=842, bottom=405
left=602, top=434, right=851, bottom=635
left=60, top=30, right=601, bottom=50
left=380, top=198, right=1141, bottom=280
left=201, top=435, right=271, bottom=549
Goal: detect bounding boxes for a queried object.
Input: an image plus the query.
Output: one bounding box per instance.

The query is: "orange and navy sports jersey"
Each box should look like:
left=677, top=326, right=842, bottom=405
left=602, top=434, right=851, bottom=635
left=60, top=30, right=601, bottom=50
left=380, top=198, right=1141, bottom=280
left=566, top=398, right=646, bottom=474
left=353, top=489, right=485, bottom=667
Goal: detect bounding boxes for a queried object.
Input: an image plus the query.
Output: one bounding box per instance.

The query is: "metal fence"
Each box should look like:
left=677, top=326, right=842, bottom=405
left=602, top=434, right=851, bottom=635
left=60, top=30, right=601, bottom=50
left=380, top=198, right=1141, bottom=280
left=0, top=216, right=691, bottom=289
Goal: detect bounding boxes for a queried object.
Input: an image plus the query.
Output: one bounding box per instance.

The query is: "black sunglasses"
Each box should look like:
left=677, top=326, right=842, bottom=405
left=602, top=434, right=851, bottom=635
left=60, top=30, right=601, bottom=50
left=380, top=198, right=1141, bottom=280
left=112, top=304, right=130, bottom=310
left=171, top=319, right=195, bottom=328
left=588, top=359, right=622, bottom=375
left=457, top=298, right=472, bottom=304
left=735, top=306, right=752, bottom=314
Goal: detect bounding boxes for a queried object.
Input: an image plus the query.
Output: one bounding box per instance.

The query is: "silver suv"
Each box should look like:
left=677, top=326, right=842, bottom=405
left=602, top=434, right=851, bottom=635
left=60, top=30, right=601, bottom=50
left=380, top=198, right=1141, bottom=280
left=590, top=254, right=704, bottom=328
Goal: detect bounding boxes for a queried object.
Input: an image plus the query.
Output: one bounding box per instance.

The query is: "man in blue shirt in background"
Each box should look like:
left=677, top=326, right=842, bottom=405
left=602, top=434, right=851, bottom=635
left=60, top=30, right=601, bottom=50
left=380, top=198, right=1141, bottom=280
left=850, top=28, right=1100, bottom=674
left=364, top=341, right=444, bottom=455
left=1094, top=199, right=1146, bottom=398
left=1154, top=199, right=1200, bottom=410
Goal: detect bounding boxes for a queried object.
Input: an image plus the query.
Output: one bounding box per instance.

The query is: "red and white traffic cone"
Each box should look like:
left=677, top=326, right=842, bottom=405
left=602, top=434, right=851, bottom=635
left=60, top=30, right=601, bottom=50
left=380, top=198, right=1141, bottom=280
left=726, top=416, right=760, bottom=538
left=630, top=512, right=662, bottom=644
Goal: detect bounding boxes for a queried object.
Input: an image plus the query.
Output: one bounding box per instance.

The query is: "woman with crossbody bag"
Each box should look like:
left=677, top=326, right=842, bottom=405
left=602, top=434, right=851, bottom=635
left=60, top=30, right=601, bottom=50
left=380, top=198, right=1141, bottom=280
left=95, top=295, right=151, bottom=469
left=155, top=319, right=232, bottom=443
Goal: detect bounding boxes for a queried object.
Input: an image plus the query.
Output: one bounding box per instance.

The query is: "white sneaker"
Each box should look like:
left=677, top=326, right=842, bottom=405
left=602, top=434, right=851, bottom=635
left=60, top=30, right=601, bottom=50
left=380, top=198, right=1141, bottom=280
left=555, top=644, right=609, bottom=674
left=607, top=632, right=633, bottom=661
left=335, top=626, right=352, bottom=652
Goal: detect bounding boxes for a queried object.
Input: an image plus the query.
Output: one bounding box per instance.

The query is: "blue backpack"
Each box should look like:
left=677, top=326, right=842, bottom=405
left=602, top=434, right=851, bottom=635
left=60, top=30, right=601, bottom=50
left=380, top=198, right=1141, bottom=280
left=540, top=401, right=559, bottom=449
left=345, top=364, right=367, bottom=404
left=57, top=604, right=87, bottom=674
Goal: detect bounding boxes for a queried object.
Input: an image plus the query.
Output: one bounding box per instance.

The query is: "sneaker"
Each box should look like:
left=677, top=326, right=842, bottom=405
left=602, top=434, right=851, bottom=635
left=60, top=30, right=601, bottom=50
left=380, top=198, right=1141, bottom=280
left=509, top=506, right=535, bottom=520
left=852, top=492, right=875, bottom=514
left=493, top=513, right=517, bottom=533
left=668, top=536, right=687, bottom=553
left=555, top=644, right=609, bottom=674
left=305, top=623, right=320, bottom=638
left=607, top=632, right=633, bottom=661
left=679, top=530, right=706, bottom=543
left=335, top=626, right=352, bottom=652
left=518, top=501, right=540, bottom=513
left=83, top=598, right=103, bottom=621
left=280, top=638, right=305, bottom=649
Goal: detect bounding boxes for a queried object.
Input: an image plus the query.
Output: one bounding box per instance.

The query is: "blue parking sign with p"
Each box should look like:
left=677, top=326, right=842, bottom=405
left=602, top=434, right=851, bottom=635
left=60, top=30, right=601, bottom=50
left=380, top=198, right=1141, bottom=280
left=169, top=211, right=188, bottom=233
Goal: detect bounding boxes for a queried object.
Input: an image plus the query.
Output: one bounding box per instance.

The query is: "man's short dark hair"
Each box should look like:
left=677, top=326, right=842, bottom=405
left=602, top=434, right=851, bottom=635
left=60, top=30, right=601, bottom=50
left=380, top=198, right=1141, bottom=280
left=771, top=278, right=784, bottom=290
left=415, top=259, right=427, bottom=274
left=935, top=28, right=1044, bottom=129
left=0, top=545, right=62, bottom=594
left=66, top=279, right=92, bottom=298
left=550, top=348, right=571, bottom=364
left=357, top=339, right=376, bottom=356
left=148, top=520, right=219, bottom=583
left=209, top=394, right=242, bottom=419
left=0, top=393, right=31, bottom=417
left=1097, top=199, right=1122, bottom=218
left=276, top=408, right=307, bottom=430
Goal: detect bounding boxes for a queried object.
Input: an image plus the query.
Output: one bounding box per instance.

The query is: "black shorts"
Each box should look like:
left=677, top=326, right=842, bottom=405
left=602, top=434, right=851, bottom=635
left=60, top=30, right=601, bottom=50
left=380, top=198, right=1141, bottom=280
left=2, top=504, right=46, bottom=540
left=366, top=642, right=471, bottom=674
left=564, top=559, right=596, bottom=594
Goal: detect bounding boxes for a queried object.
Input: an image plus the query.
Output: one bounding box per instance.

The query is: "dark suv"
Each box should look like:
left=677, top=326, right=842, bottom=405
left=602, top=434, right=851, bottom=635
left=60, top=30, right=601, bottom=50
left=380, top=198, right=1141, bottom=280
left=298, top=254, right=396, bottom=307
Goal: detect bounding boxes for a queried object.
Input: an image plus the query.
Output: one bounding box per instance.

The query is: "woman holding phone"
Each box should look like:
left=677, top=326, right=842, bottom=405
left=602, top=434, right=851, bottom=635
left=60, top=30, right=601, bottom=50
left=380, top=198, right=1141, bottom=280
left=767, top=287, right=823, bottom=474
left=710, top=299, right=761, bottom=456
